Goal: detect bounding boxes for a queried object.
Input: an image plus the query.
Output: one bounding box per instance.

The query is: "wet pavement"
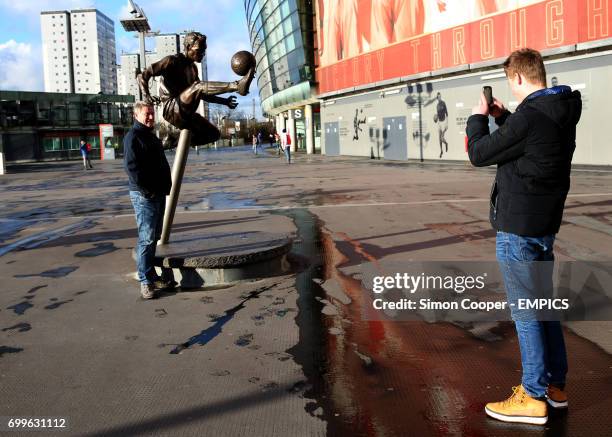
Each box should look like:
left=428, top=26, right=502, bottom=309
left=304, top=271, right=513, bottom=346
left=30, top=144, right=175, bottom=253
left=1, top=145, right=611, bottom=436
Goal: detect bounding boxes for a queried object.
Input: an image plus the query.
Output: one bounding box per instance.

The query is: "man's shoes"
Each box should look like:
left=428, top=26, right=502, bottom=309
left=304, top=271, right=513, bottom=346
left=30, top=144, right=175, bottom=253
left=546, top=384, right=568, bottom=409
left=153, top=279, right=177, bottom=290
left=485, top=385, right=548, bottom=425
left=140, top=283, right=156, bottom=299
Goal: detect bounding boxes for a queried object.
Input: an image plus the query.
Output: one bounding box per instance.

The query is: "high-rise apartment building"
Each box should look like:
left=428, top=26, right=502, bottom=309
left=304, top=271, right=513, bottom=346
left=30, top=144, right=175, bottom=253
left=40, top=8, right=117, bottom=94
left=40, top=11, right=74, bottom=93
left=156, top=34, right=180, bottom=59
left=119, top=53, right=140, bottom=97
left=116, top=65, right=125, bottom=95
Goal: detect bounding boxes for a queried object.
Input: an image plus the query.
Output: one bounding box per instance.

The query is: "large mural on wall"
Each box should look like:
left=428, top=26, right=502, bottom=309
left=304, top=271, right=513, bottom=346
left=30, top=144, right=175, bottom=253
left=316, top=0, right=612, bottom=94
left=321, top=51, right=612, bottom=165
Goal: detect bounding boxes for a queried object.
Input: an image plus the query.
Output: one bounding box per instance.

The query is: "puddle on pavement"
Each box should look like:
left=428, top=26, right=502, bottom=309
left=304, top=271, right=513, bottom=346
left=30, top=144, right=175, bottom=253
left=69, top=207, right=104, bottom=215
left=2, top=323, right=32, bottom=333
left=273, top=208, right=343, bottom=432
left=0, top=346, right=24, bottom=357
left=7, top=301, right=34, bottom=315
left=183, top=192, right=270, bottom=211
left=75, top=242, right=119, bottom=257
left=0, top=219, right=48, bottom=244
left=288, top=217, right=591, bottom=437
left=27, top=285, right=48, bottom=295
left=169, top=282, right=278, bottom=354
left=14, top=266, right=78, bottom=278
left=44, top=299, right=74, bottom=310
left=0, top=219, right=95, bottom=257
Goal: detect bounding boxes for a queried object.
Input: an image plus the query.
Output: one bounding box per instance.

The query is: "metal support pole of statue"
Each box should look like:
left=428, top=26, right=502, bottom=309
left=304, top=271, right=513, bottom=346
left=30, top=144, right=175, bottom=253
left=138, top=32, right=146, bottom=100
left=136, top=31, right=256, bottom=245
left=159, top=129, right=191, bottom=244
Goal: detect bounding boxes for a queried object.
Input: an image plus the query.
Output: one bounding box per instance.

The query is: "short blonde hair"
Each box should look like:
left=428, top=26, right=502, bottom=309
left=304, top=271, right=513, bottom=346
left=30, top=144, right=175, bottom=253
left=133, top=101, right=153, bottom=113
left=503, top=48, right=547, bottom=86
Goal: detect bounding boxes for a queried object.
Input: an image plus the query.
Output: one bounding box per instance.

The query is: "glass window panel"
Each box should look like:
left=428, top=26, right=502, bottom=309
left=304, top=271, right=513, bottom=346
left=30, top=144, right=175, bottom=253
left=280, top=2, right=290, bottom=19
left=283, top=15, right=294, bottom=35
left=285, top=33, right=296, bottom=52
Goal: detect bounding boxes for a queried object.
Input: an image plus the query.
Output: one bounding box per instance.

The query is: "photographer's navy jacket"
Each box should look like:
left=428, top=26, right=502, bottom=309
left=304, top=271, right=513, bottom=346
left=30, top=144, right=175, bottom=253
left=466, top=86, right=582, bottom=237
left=123, top=120, right=172, bottom=197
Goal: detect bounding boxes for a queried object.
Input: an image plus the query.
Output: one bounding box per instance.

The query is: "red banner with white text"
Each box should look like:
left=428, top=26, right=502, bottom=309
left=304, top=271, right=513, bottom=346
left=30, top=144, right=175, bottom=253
left=315, top=0, right=612, bottom=94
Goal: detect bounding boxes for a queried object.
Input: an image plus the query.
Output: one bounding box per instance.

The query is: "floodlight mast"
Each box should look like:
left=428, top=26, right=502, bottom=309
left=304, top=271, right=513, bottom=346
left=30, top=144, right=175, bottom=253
left=120, top=1, right=151, bottom=100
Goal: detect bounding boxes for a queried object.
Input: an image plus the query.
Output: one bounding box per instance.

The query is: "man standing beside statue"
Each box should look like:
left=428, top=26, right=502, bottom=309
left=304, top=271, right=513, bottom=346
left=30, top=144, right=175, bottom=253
left=126, top=31, right=255, bottom=298
left=124, top=102, right=173, bottom=299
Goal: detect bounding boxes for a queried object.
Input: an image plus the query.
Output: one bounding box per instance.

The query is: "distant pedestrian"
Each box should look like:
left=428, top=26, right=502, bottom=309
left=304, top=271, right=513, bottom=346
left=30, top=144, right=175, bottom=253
left=252, top=134, right=258, bottom=155
left=257, top=131, right=263, bottom=150
left=280, top=129, right=291, bottom=164
left=80, top=140, right=93, bottom=170
left=274, top=132, right=281, bottom=155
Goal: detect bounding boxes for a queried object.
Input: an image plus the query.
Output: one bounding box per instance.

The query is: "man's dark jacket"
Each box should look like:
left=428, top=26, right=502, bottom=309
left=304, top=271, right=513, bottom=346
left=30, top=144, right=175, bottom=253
left=466, top=86, right=582, bottom=237
left=123, top=120, right=172, bottom=197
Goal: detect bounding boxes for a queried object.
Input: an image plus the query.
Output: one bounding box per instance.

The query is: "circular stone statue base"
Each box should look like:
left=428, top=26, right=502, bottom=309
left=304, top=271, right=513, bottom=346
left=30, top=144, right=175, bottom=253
left=133, top=231, right=293, bottom=289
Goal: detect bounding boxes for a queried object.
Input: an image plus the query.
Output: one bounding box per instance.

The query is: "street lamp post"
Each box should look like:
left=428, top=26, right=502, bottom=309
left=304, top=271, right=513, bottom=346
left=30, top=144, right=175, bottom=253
left=120, top=1, right=151, bottom=101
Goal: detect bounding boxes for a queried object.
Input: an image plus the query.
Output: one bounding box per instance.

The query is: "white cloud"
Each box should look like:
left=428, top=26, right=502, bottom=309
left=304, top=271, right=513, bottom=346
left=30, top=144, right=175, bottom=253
left=0, top=40, right=43, bottom=91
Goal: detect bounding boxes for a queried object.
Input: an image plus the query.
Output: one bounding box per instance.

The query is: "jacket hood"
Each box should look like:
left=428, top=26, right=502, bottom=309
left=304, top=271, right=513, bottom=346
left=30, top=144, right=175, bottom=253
left=522, top=86, right=582, bottom=128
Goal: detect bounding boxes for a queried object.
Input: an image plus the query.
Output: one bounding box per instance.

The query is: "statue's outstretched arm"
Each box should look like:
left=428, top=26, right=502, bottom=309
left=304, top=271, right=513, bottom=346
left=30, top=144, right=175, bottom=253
left=203, top=95, right=238, bottom=109
left=137, top=56, right=173, bottom=103
left=198, top=67, right=255, bottom=97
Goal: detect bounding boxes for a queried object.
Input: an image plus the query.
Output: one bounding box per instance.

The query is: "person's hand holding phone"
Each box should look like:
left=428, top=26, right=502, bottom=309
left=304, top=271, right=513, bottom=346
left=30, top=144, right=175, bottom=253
left=472, top=85, right=506, bottom=117
left=489, top=97, right=506, bottom=118
left=472, top=93, right=490, bottom=115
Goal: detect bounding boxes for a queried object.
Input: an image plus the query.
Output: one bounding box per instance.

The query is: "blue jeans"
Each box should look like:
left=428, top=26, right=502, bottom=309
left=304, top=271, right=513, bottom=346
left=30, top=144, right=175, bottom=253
left=130, top=190, right=165, bottom=285
left=496, top=231, right=568, bottom=398
left=284, top=147, right=291, bottom=163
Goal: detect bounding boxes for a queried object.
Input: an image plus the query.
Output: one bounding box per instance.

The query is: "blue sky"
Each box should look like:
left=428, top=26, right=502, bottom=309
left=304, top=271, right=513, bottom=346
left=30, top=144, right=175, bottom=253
left=0, top=0, right=262, bottom=118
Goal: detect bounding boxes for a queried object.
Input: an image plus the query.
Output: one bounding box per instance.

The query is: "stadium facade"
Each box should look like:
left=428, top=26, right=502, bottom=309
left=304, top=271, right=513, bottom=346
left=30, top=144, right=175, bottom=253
left=315, top=0, right=612, bottom=166
left=247, top=0, right=612, bottom=165
left=244, top=0, right=320, bottom=153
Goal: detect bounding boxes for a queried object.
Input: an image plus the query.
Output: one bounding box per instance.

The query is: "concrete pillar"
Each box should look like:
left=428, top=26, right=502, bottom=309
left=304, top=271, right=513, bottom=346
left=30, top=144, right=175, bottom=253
left=287, top=110, right=296, bottom=153
left=277, top=113, right=286, bottom=133
left=0, top=134, right=5, bottom=175
left=305, top=104, right=314, bottom=155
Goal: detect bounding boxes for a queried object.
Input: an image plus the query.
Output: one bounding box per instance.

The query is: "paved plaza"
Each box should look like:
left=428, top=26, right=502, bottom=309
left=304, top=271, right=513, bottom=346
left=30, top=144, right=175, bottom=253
left=1, top=146, right=611, bottom=436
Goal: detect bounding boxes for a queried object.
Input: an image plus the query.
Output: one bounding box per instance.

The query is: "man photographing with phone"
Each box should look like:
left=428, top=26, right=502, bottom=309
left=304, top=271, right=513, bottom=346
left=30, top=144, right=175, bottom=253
left=466, top=48, right=582, bottom=425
